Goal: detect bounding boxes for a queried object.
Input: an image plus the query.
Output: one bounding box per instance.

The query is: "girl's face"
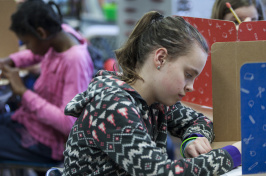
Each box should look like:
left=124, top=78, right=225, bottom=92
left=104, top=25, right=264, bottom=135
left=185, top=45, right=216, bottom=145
left=155, top=43, right=207, bottom=106
left=223, top=5, right=259, bottom=23
left=18, top=34, right=50, bottom=56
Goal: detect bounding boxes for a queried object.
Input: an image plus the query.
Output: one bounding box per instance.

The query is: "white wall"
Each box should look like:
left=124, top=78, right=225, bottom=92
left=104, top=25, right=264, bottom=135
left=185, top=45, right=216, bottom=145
left=175, top=0, right=215, bottom=19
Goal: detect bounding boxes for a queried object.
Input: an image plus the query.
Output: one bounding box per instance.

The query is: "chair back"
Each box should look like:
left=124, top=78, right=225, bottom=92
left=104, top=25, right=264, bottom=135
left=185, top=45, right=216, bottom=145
left=45, top=167, right=63, bottom=176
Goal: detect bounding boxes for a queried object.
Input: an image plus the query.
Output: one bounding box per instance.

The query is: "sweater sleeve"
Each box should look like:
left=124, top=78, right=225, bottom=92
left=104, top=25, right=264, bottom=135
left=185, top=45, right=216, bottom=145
left=166, top=102, right=214, bottom=143
left=86, top=91, right=234, bottom=175
left=20, top=49, right=93, bottom=136
left=222, top=145, right=241, bottom=168
left=9, top=49, right=43, bottom=67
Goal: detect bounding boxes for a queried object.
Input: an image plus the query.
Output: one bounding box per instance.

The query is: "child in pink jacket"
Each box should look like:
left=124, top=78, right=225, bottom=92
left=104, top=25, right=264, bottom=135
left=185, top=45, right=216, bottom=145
left=0, top=0, right=93, bottom=163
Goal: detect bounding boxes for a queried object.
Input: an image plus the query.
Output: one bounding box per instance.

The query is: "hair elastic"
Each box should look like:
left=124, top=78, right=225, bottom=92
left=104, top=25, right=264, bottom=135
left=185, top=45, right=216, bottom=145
left=150, top=13, right=164, bottom=25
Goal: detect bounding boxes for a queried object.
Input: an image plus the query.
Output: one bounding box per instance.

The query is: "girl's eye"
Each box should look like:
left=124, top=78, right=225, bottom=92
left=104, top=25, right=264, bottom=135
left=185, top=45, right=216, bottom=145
left=185, top=72, right=192, bottom=78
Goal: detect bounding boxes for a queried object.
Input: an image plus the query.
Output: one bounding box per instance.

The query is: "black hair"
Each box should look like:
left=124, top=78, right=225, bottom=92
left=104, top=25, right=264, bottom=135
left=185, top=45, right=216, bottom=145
left=10, top=0, right=63, bottom=39
left=115, top=11, right=209, bottom=84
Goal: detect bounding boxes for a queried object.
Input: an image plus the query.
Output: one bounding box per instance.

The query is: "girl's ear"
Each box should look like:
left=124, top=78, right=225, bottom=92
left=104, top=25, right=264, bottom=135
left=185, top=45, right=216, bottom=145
left=154, top=48, right=168, bottom=68
left=36, top=27, right=48, bottom=39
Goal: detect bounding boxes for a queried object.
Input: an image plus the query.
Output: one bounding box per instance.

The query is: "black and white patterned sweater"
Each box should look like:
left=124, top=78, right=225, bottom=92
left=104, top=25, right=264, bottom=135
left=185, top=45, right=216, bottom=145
left=62, top=70, right=234, bottom=176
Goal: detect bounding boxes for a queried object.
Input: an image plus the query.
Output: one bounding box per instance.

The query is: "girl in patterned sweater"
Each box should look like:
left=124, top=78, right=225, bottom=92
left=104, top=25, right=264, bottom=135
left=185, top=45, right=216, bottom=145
left=63, top=11, right=241, bottom=175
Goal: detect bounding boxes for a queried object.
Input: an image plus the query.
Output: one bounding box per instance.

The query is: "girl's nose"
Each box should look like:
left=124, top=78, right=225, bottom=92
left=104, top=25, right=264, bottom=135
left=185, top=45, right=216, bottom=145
left=185, top=83, right=194, bottom=92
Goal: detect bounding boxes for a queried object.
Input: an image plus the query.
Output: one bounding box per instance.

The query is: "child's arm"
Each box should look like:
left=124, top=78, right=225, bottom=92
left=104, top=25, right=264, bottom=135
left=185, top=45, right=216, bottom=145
left=81, top=93, right=237, bottom=175
left=17, top=47, right=93, bottom=136
left=9, top=49, right=43, bottom=67
left=166, top=102, right=214, bottom=142
left=166, top=102, right=241, bottom=169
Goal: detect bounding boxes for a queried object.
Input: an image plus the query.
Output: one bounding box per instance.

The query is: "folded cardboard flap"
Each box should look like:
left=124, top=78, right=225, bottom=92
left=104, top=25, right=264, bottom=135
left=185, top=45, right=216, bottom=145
left=211, top=41, right=266, bottom=142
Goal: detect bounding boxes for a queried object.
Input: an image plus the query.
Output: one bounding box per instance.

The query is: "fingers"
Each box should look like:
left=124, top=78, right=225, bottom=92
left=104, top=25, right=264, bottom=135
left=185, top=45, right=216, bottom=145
left=186, top=143, right=207, bottom=157
left=184, top=137, right=212, bottom=158
left=202, top=137, right=212, bottom=151
left=243, top=17, right=252, bottom=22
left=236, top=17, right=252, bottom=30
left=2, top=64, right=19, bottom=76
left=0, top=58, right=14, bottom=69
left=1, top=65, right=12, bottom=79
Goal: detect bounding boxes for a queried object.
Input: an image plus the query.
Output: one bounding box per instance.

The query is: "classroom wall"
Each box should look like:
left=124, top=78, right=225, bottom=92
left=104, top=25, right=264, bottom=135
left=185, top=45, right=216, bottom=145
left=175, top=0, right=215, bottom=18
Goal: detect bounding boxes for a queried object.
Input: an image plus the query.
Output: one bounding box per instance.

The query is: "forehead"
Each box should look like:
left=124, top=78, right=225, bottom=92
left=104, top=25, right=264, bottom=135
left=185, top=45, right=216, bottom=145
left=235, top=5, right=258, bottom=17
left=172, top=43, right=207, bottom=73
left=224, top=5, right=258, bottom=20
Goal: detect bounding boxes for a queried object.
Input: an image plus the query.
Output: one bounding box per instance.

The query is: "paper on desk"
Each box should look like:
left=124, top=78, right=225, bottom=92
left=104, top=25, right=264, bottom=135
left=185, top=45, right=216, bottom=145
left=221, top=166, right=242, bottom=176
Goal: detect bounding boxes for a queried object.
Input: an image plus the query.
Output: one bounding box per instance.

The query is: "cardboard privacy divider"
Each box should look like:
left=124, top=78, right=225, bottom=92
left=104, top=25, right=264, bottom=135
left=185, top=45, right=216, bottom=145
left=240, top=62, right=266, bottom=175
left=181, top=18, right=266, bottom=109
left=181, top=17, right=266, bottom=175
left=182, top=17, right=237, bottom=108
left=211, top=41, right=266, bottom=143
left=0, top=0, right=18, bottom=58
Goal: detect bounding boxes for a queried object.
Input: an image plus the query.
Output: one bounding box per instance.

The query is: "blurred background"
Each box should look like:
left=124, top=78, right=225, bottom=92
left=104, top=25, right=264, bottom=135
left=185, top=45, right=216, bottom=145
left=41, top=0, right=266, bottom=69
left=2, top=0, right=266, bottom=72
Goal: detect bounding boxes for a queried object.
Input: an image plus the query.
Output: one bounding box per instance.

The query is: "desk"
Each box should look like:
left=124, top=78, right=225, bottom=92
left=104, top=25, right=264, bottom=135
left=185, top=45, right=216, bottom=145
left=221, top=167, right=266, bottom=176
left=221, top=166, right=242, bottom=176
left=211, top=142, right=266, bottom=176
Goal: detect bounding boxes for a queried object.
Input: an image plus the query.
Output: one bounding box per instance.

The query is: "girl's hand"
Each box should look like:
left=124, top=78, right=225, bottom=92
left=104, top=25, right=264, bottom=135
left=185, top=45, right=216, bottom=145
left=0, top=58, right=15, bottom=69
left=2, top=64, right=27, bottom=96
left=236, top=17, right=252, bottom=30
left=184, top=137, right=212, bottom=158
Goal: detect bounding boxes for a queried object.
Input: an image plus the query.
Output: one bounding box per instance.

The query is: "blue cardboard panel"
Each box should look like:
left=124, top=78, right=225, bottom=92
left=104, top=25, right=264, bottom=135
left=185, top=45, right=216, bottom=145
left=240, top=62, right=266, bottom=175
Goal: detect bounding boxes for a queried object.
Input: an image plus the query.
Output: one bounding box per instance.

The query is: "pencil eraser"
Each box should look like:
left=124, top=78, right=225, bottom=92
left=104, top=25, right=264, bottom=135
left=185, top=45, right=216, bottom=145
left=226, top=2, right=231, bottom=8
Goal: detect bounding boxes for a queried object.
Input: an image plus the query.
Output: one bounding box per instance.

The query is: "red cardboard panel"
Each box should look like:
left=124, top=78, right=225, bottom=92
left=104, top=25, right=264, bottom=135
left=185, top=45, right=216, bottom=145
left=182, top=17, right=237, bottom=107
left=238, top=21, right=266, bottom=41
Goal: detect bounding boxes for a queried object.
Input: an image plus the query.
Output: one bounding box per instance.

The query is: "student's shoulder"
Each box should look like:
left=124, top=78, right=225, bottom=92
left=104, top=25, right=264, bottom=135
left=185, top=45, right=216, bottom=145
left=60, top=46, right=90, bottom=68
left=98, top=86, right=134, bottom=102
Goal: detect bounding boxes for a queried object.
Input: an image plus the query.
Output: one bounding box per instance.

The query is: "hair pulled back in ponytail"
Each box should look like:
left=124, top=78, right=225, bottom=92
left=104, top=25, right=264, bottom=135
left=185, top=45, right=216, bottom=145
left=115, top=11, right=209, bottom=84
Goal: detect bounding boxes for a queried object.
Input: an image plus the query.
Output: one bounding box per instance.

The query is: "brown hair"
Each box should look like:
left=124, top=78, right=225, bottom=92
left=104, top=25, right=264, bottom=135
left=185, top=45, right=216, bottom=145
left=211, top=0, right=265, bottom=20
left=115, top=11, right=209, bottom=84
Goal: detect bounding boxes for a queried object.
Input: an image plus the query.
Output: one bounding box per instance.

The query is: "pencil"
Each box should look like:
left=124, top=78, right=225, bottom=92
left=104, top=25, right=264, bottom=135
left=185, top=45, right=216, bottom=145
left=226, top=2, right=242, bottom=24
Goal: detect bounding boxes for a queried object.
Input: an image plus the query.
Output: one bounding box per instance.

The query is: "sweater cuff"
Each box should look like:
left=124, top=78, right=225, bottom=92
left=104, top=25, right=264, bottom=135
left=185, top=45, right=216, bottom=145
left=222, top=145, right=241, bottom=168
left=185, top=133, right=204, bottom=139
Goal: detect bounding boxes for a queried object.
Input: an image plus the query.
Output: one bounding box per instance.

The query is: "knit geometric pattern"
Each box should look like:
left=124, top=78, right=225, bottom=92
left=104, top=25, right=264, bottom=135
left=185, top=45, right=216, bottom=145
left=62, top=70, right=234, bottom=176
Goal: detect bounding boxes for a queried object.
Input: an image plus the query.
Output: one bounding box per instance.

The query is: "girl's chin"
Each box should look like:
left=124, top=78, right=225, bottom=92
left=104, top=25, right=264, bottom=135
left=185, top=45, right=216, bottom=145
left=165, top=99, right=181, bottom=106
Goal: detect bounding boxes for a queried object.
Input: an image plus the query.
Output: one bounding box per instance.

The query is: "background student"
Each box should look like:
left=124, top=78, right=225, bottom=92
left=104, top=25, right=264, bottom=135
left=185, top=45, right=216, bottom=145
left=211, top=0, right=265, bottom=23
left=0, top=0, right=93, bottom=167
left=62, top=11, right=241, bottom=176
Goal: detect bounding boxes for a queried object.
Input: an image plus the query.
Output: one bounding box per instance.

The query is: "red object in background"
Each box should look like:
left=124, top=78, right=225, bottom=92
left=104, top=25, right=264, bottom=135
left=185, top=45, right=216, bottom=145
left=178, top=18, right=266, bottom=108
left=238, top=21, right=266, bottom=41
left=104, top=58, right=118, bottom=71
